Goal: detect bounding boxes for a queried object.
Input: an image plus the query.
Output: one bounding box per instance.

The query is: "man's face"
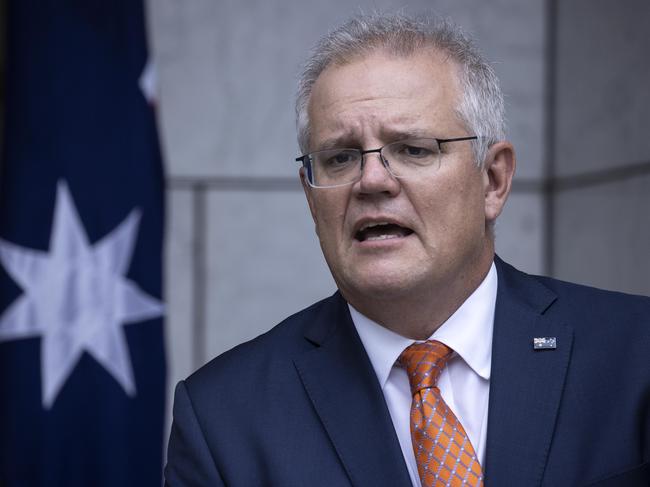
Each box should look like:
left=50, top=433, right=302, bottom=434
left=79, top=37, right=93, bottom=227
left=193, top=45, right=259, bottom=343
left=302, top=50, right=496, bottom=308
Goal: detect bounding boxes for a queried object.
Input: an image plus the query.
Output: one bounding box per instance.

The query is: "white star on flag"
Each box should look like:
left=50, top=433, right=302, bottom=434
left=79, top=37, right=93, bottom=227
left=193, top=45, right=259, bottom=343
left=0, top=181, right=164, bottom=409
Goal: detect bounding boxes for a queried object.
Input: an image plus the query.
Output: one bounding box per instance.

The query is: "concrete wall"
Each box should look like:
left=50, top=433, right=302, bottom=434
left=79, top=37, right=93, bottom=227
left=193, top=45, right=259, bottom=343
left=552, top=0, right=650, bottom=296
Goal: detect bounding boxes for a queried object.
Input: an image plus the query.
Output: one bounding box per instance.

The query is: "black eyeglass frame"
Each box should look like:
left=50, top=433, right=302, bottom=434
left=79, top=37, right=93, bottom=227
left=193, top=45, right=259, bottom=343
left=296, top=135, right=479, bottom=188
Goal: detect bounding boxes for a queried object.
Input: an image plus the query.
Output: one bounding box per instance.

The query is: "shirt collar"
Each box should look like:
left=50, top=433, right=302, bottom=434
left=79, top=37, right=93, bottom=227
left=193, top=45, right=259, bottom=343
left=351, top=262, right=497, bottom=389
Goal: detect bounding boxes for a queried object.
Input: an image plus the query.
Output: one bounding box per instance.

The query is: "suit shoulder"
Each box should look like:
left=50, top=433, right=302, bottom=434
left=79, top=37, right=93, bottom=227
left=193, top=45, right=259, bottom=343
left=499, top=258, right=649, bottom=310
left=519, top=269, right=650, bottom=340
left=534, top=273, right=650, bottom=313
left=497, top=258, right=650, bottom=332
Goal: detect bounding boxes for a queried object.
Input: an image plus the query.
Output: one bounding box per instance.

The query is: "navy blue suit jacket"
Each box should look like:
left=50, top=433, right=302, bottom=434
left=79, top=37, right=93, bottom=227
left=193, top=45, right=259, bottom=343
left=165, top=258, right=650, bottom=486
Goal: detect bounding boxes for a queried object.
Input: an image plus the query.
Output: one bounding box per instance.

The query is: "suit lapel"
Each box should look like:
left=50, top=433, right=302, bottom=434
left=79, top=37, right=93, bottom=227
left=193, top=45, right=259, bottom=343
left=485, top=258, right=574, bottom=486
left=294, top=294, right=412, bottom=487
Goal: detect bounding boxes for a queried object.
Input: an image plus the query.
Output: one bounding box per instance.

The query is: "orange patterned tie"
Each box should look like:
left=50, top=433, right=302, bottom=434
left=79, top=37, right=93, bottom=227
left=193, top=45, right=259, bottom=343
left=399, top=341, right=484, bottom=487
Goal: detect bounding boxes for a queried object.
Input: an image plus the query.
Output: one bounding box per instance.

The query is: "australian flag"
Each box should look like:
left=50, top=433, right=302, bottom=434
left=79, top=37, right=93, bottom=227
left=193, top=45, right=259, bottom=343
left=0, top=1, right=166, bottom=486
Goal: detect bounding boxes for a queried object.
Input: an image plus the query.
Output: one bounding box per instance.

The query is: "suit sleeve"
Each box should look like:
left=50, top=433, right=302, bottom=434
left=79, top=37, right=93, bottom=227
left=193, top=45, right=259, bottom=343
left=164, top=381, right=225, bottom=487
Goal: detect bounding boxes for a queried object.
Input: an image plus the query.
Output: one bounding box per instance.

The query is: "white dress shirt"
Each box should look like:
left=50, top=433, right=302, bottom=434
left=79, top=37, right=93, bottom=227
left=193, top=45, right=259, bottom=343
left=350, top=263, right=497, bottom=487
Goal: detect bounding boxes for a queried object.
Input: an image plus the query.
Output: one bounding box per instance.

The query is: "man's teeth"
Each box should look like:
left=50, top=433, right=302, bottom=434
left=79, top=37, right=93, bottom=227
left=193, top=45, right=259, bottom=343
left=365, top=234, right=400, bottom=241
left=356, top=222, right=413, bottom=242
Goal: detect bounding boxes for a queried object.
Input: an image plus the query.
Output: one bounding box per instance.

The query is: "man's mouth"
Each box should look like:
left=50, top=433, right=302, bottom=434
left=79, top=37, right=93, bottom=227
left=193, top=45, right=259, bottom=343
left=354, top=222, right=414, bottom=242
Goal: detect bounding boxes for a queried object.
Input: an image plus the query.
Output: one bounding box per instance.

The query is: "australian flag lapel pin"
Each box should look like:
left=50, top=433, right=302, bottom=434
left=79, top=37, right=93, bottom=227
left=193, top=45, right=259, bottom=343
left=533, top=337, right=557, bottom=350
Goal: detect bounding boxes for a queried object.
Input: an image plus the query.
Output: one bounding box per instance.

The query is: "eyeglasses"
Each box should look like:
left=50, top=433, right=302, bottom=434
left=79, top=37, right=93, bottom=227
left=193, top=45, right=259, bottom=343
left=296, top=136, right=478, bottom=188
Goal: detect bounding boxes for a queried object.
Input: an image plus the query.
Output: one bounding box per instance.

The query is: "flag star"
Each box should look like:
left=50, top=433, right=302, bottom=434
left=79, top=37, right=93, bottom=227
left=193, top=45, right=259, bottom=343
left=0, top=181, right=164, bottom=409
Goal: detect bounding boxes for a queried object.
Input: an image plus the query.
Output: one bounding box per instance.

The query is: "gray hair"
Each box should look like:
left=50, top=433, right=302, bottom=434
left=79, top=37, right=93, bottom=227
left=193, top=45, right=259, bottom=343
left=295, top=13, right=506, bottom=166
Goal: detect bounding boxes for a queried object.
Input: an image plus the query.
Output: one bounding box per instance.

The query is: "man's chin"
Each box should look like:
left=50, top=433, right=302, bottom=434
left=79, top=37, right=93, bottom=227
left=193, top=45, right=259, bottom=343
left=340, top=268, right=426, bottom=302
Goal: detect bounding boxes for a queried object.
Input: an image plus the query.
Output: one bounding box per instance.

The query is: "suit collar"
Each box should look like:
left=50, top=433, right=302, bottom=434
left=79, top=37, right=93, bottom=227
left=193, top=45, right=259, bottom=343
left=494, top=256, right=558, bottom=313
left=295, top=293, right=412, bottom=487
left=301, top=292, right=344, bottom=346
left=485, top=257, right=574, bottom=486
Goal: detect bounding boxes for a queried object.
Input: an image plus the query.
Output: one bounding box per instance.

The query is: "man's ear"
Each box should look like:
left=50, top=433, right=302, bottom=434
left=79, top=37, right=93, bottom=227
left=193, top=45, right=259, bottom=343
left=483, top=141, right=516, bottom=224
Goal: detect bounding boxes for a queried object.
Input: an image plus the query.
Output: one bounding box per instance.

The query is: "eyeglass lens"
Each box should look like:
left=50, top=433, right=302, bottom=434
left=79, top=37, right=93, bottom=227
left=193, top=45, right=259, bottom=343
left=307, top=138, right=442, bottom=187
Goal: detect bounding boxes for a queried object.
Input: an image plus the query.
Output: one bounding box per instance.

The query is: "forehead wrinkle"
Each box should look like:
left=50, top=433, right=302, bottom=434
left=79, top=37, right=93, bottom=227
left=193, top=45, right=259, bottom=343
left=317, top=108, right=422, bottom=141
left=311, top=110, right=379, bottom=149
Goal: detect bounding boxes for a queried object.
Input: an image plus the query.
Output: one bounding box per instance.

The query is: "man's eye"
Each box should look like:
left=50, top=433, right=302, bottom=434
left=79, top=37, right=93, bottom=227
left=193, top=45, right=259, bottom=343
left=325, top=151, right=356, bottom=166
left=397, top=144, right=435, bottom=158
left=405, top=146, right=429, bottom=157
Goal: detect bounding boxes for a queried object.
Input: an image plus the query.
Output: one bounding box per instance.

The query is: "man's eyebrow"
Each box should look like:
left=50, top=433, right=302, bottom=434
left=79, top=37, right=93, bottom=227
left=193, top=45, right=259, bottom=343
left=314, top=135, right=359, bottom=151
left=380, top=127, right=435, bottom=141
left=313, top=128, right=436, bottom=152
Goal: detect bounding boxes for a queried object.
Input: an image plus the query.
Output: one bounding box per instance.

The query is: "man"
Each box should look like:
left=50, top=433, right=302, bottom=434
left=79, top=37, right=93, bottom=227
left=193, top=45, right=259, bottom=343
left=165, top=14, right=650, bottom=487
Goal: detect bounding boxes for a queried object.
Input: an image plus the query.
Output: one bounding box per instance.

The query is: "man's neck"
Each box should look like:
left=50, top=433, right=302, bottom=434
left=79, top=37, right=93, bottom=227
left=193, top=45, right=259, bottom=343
left=345, top=250, right=495, bottom=340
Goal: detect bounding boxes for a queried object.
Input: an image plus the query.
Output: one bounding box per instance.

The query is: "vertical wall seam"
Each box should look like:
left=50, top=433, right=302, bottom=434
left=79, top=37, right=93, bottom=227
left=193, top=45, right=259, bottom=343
left=543, top=0, right=559, bottom=277
left=192, top=184, right=207, bottom=370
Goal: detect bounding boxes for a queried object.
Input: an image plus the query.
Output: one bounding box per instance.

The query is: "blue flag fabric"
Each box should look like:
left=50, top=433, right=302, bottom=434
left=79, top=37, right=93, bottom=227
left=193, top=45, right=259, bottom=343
left=0, top=1, right=166, bottom=486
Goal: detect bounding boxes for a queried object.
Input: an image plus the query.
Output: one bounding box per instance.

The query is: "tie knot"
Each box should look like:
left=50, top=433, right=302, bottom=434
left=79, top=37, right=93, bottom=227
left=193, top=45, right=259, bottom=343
left=399, top=340, right=453, bottom=394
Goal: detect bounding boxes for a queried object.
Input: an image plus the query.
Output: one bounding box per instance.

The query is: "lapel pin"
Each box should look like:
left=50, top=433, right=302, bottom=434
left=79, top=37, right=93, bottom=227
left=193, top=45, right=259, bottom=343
left=533, top=337, right=557, bottom=350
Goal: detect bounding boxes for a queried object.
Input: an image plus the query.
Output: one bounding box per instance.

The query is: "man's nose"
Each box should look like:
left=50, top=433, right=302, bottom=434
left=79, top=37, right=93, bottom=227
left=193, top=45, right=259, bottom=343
left=356, top=152, right=401, bottom=196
